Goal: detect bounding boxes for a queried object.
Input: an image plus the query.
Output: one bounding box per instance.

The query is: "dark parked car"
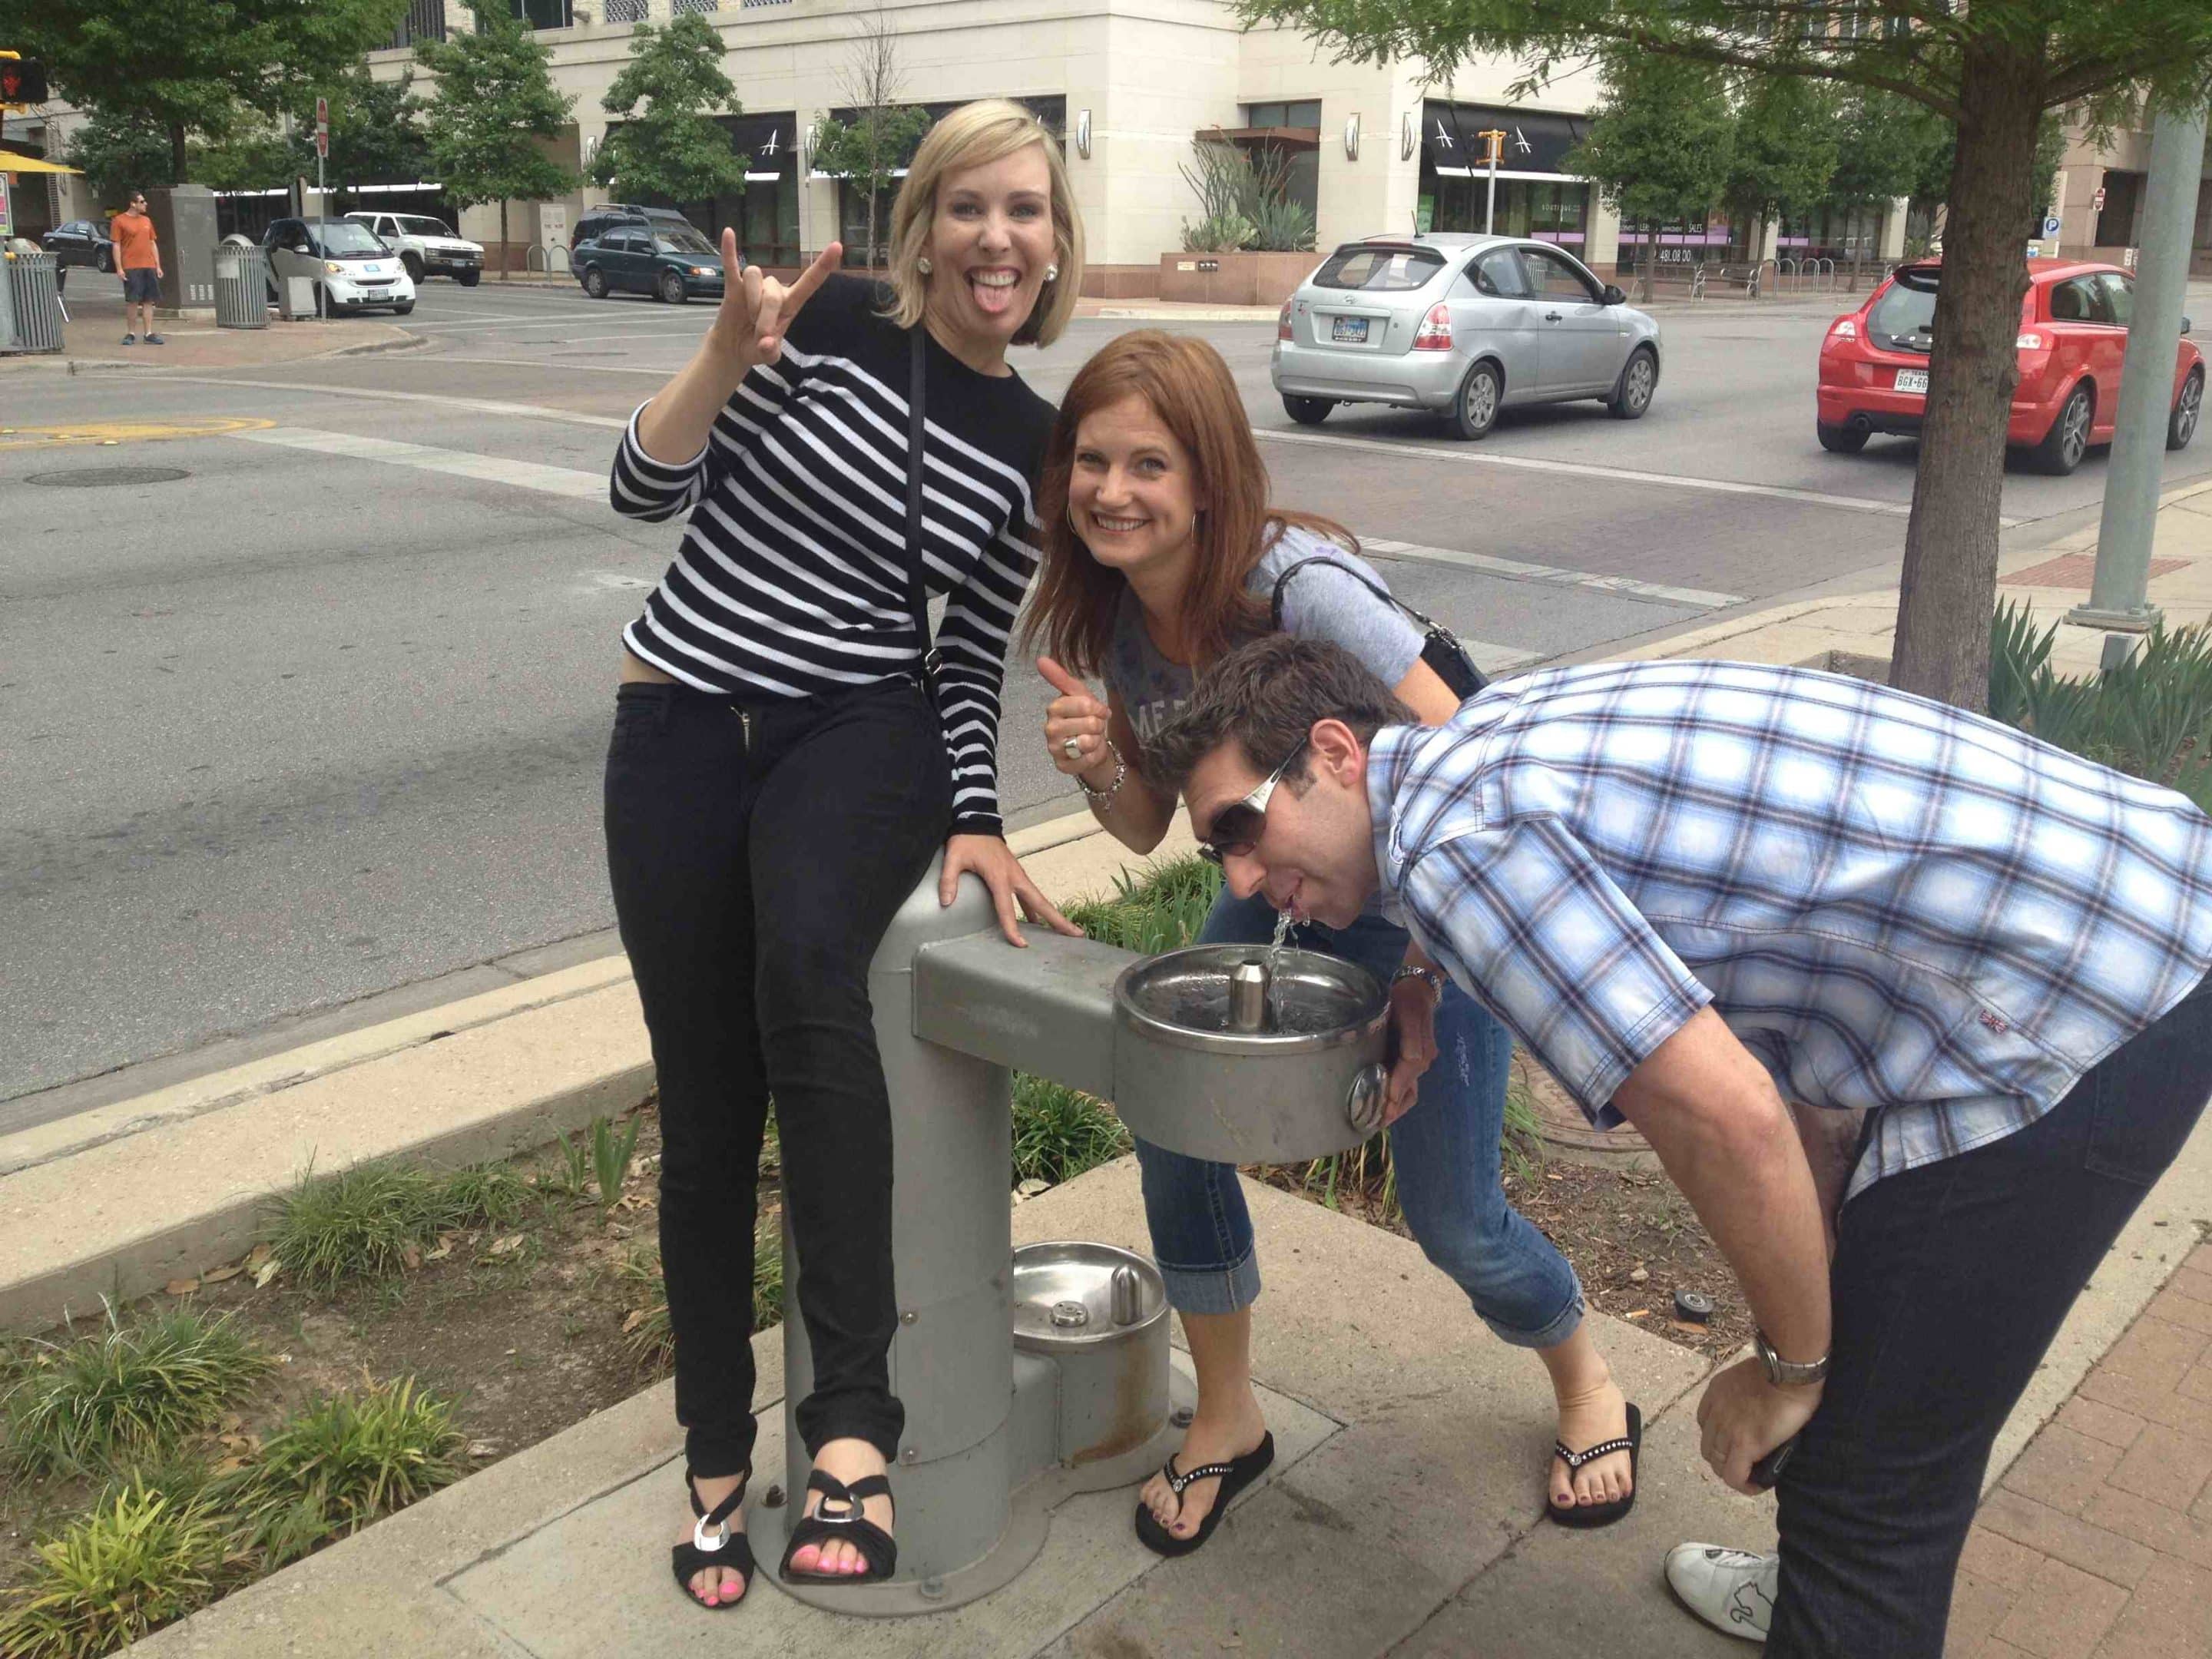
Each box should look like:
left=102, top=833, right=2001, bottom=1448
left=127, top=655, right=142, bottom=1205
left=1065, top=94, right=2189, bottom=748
left=571, top=203, right=697, bottom=250
left=575, top=224, right=728, bottom=304
left=41, top=220, right=115, bottom=273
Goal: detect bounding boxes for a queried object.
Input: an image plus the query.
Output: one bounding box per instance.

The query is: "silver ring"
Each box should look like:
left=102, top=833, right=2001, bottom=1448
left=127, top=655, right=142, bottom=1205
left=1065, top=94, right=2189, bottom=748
left=1062, top=737, right=1083, bottom=760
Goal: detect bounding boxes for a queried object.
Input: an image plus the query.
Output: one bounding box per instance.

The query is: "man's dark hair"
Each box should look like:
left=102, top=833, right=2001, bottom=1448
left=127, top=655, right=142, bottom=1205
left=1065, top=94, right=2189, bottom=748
left=1150, top=634, right=1413, bottom=800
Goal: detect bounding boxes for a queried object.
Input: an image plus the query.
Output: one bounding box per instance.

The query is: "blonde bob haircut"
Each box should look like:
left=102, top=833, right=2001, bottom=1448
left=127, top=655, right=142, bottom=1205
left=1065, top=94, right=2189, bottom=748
left=882, top=98, right=1084, bottom=349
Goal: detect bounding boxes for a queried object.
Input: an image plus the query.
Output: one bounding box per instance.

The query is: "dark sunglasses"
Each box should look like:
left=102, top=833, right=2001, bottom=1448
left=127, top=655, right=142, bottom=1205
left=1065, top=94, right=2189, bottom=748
left=1195, top=740, right=1306, bottom=866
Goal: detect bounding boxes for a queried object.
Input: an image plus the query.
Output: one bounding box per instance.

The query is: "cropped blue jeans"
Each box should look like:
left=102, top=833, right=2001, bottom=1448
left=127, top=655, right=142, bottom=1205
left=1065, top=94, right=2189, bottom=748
left=1132, top=889, right=1585, bottom=1349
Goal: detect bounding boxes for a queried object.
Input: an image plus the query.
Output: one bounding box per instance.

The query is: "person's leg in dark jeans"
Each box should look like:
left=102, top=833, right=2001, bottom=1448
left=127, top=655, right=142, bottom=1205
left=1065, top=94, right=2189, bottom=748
left=603, top=683, right=771, bottom=1607
left=746, top=680, right=951, bottom=1576
left=1767, top=975, right=2212, bottom=1657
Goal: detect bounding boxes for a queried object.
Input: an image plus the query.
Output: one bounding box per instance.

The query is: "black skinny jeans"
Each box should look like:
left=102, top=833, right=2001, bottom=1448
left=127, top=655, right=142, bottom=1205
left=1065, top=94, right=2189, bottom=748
left=604, top=675, right=952, bottom=1479
left=1768, top=971, right=2212, bottom=1657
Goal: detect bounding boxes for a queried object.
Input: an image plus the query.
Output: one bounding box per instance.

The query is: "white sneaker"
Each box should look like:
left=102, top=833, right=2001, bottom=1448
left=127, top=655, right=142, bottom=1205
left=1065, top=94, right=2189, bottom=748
left=1664, top=1543, right=1777, bottom=1643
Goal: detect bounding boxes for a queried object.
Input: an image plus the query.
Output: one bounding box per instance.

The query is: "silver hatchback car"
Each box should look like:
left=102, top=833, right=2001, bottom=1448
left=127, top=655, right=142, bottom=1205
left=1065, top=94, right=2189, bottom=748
left=1271, top=233, right=1663, bottom=439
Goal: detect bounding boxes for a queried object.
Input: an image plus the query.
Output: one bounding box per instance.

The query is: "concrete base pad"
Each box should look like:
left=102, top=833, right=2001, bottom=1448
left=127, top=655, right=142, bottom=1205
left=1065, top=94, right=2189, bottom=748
left=446, top=1356, right=1332, bottom=1654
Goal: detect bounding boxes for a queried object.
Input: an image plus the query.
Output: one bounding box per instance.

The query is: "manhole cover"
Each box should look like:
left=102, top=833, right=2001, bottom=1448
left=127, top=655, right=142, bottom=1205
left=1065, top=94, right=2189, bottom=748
left=26, top=466, right=190, bottom=488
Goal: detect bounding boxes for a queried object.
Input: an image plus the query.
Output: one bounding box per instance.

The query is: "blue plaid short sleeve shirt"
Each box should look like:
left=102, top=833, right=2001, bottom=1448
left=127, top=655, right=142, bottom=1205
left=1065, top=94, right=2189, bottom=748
left=1366, top=661, right=2212, bottom=1196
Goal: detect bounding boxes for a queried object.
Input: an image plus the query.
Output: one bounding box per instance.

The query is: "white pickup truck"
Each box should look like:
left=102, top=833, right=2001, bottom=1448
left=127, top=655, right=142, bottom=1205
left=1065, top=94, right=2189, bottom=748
left=343, top=211, right=483, bottom=286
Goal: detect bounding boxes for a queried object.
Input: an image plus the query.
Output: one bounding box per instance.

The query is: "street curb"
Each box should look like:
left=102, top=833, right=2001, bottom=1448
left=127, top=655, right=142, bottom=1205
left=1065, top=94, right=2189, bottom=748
left=0, top=807, right=1167, bottom=1337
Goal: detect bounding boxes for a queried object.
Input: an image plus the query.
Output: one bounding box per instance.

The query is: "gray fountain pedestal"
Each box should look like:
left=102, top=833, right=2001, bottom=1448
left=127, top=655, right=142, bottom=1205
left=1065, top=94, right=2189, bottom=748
left=749, top=859, right=1386, bottom=1614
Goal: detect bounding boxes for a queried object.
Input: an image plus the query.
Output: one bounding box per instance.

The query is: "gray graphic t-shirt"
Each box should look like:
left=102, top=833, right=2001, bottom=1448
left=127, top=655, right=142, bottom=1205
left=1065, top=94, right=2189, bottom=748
left=1104, top=525, right=1427, bottom=760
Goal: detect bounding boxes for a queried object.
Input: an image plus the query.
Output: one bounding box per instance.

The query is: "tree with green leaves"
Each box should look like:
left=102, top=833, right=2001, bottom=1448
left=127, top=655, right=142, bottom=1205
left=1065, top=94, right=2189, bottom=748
left=416, top=5, right=578, bottom=282
left=0, top=0, right=408, bottom=184
left=1822, top=90, right=1933, bottom=290
left=1724, top=76, right=1839, bottom=269
left=60, top=108, right=174, bottom=213
left=190, top=67, right=432, bottom=198
left=810, top=1, right=932, bottom=270
left=1561, top=52, right=1733, bottom=303
left=592, top=15, right=750, bottom=208
left=1228, top=0, right=2212, bottom=713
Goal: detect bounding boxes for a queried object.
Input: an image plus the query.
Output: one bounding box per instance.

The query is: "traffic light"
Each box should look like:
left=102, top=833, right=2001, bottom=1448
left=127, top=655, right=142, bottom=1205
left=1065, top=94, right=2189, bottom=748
left=0, top=55, right=50, bottom=104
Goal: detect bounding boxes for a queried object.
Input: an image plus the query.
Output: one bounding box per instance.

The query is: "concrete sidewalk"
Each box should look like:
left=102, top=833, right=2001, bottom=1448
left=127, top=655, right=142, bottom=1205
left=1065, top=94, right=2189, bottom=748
left=2, top=485, right=2210, bottom=1655
left=1, top=287, right=419, bottom=372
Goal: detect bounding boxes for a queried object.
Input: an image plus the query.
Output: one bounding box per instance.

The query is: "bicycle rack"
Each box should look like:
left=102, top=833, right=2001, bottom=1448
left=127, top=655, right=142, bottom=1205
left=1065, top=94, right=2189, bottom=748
left=525, top=242, right=571, bottom=274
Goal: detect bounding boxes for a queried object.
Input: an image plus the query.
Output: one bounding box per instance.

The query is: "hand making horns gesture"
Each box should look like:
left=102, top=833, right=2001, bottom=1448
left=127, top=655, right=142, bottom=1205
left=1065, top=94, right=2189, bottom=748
left=707, top=232, right=844, bottom=374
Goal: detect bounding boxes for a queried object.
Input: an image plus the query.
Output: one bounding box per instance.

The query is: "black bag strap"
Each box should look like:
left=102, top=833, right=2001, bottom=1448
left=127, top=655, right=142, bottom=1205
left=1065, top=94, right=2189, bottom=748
left=1267, top=553, right=1447, bottom=634
left=905, top=326, right=940, bottom=690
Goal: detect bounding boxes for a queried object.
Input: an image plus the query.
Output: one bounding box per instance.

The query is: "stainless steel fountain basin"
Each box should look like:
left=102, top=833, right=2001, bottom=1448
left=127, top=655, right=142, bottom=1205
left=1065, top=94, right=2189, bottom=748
left=1111, top=945, right=1389, bottom=1163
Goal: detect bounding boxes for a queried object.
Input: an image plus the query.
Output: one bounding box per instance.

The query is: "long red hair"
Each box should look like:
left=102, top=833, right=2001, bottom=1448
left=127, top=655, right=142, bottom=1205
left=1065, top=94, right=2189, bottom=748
left=1024, top=329, right=1356, bottom=679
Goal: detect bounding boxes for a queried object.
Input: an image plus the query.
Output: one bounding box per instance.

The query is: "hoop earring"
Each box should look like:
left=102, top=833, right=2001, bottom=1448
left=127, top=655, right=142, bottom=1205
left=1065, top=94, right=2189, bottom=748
left=916, top=257, right=932, bottom=276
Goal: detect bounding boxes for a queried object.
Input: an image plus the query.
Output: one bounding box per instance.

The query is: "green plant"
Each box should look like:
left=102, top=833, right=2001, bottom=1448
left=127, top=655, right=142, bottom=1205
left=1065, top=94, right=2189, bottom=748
left=1987, top=601, right=2212, bottom=806
left=0, top=1483, right=231, bottom=1659
left=1012, top=1075, right=1132, bottom=1186
left=1066, top=855, right=1224, bottom=954
left=590, top=1114, right=642, bottom=1214
left=1177, top=138, right=1313, bottom=253
left=220, top=1379, right=467, bottom=1567
left=265, top=1161, right=535, bottom=1292
left=4, top=1306, right=271, bottom=1476
left=548, top=1128, right=595, bottom=1200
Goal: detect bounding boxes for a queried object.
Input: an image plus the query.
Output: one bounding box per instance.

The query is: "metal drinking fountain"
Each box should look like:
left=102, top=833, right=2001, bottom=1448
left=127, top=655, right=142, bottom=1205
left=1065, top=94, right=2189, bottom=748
left=747, top=857, right=1391, bottom=1614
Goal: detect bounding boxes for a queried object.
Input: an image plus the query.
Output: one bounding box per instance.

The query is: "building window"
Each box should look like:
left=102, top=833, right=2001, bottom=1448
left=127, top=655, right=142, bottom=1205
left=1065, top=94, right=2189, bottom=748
left=671, top=0, right=720, bottom=12
left=512, top=0, right=572, bottom=29
left=604, top=0, right=647, bottom=18
left=385, top=0, right=447, bottom=48
left=1428, top=177, right=1590, bottom=247
left=2095, top=171, right=2144, bottom=247
left=1241, top=101, right=1322, bottom=131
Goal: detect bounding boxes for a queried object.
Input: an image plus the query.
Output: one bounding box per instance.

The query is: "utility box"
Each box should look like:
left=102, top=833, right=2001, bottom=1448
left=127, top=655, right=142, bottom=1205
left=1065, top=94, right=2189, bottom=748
left=278, top=275, right=320, bottom=320
left=147, top=184, right=220, bottom=315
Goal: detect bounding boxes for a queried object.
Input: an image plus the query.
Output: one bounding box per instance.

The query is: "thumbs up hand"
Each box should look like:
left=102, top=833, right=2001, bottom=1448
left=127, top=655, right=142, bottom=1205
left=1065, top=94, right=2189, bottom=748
left=1039, top=657, right=1112, bottom=779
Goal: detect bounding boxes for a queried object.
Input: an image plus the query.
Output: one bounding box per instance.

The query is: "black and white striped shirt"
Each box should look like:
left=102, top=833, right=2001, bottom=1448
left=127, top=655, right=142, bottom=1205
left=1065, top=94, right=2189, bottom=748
left=609, top=276, right=1050, bottom=836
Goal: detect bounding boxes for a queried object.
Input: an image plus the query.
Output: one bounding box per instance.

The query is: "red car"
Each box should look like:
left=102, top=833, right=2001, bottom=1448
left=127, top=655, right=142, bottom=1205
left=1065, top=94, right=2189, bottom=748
left=1816, top=259, right=2204, bottom=474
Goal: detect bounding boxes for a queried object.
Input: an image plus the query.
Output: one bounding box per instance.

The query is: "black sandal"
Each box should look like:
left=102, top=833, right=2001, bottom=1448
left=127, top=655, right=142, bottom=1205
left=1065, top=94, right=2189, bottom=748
left=1547, top=1402, right=1642, bottom=1529
left=671, top=1467, right=754, bottom=1609
left=778, top=1468, right=898, bottom=1584
left=1134, top=1431, right=1275, bottom=1558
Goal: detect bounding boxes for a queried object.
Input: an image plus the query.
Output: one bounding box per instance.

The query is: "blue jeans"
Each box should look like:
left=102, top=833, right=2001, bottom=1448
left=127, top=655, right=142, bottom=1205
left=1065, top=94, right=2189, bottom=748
left=1132, top=889, right=1585, bottom=1349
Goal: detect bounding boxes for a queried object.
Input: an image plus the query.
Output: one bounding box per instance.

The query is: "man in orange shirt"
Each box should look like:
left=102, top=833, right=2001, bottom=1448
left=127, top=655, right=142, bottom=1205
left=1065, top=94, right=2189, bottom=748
left=111, top=191, right=164, bottom=346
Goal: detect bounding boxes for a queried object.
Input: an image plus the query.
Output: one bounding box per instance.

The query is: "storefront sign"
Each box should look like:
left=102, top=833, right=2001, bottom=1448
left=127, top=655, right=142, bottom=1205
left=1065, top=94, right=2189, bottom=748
left=1420, top=102, right=1588, bottom=176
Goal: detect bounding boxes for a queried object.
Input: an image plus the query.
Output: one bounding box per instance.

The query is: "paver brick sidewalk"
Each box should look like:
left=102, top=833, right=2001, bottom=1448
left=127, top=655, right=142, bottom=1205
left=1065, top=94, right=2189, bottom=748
left=1949, top=1242, right=2212, bottom=1659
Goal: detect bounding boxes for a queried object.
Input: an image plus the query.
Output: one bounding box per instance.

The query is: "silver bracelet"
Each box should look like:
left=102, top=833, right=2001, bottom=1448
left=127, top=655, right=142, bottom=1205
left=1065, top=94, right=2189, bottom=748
left=1078, top=737, right=1126, bottom=805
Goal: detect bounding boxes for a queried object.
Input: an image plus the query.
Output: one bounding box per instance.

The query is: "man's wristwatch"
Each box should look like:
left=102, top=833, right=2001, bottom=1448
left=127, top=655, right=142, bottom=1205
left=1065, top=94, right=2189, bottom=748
left=1753, top=1327, right=1830, bottom=1388
left=1391, top=965, right=1445, bottom=1002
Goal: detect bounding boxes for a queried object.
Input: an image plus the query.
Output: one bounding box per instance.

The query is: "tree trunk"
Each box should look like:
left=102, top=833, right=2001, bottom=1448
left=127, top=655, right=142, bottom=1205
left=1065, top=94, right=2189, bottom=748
left=499, top=200, right=510, bottom=283
left=169, top=121, right=189, bottom=186
left=1888, top=38, right=2045, bottom=713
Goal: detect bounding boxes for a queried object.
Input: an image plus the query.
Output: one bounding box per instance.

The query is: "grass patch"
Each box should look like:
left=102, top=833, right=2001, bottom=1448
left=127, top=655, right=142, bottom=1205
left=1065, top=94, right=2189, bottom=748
left=265, top=1161, right=535, bottom=1293
left=0, top=1482, right=232, bottom=1659
left=220, top=1378, right=468, bottom=1568
left=4, top=1306, right=272, bottom=1477
left=1067, top=855, right=1224, bottom=954
left=1012, top=1074, right=1131, bottom=1185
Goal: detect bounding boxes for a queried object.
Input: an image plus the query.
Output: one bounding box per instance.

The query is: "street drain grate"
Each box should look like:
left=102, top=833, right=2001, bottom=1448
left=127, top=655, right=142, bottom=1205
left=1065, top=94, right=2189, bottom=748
left=26, top=466, right=192, bottom=488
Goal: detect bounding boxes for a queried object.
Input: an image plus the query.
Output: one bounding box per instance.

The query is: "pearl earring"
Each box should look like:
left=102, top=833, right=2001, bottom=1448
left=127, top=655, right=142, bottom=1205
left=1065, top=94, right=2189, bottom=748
left=917, top=257, right=932, bottom=276
left=1045, top=263, right=1059, bottom=283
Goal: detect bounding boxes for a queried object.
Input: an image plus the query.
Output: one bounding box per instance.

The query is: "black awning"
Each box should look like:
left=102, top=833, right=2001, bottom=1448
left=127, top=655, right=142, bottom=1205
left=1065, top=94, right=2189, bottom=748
left=1420, top=103, right=1588, bottom=174
left=715, top=113, right=798, bottom=175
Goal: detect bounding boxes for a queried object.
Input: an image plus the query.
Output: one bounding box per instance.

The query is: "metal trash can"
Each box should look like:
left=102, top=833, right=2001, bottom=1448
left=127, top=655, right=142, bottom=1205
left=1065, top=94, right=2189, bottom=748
left=214, top=245, right=270, bottom=329
left=3, top=250, right=66, bottom=354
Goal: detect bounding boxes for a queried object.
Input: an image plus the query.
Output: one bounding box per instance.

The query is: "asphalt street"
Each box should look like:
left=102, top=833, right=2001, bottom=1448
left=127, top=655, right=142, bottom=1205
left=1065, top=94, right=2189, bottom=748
left=7, top=273, right=2212, bottom=1114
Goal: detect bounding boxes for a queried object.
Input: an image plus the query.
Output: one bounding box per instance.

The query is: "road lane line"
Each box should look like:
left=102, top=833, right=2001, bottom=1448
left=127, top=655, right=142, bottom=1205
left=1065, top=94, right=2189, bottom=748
left=433, top=355, right=676, bottom=375
left=234, top=426, right=607, bottom=498
left=1253, top=425, right=2028, bottom=527
left=157, top=374, right=630, bottom=430
left=1362, top=539, right=1743, bottom=609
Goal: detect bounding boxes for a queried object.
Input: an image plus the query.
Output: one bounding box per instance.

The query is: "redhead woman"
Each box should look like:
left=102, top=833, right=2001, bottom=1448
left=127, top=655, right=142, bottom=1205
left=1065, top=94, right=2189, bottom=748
left=604, top=100, right=1083, bottom=1608
left=1027, top=331, right=1639, bottom=1555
